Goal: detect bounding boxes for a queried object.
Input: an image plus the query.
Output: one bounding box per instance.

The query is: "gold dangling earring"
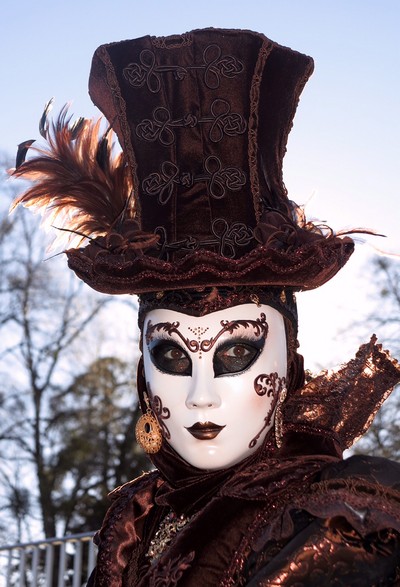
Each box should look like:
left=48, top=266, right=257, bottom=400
left=274, top=387, right=287, bottom=449
left=135, top=393, right=163, bottom=454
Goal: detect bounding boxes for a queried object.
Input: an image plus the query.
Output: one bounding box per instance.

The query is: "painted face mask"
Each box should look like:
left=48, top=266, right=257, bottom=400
left=142, top=304, right=287, bottom=470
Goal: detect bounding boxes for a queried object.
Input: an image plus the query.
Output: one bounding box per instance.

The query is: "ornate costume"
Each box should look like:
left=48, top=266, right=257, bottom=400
left=11, top=28, right=400, bottom=586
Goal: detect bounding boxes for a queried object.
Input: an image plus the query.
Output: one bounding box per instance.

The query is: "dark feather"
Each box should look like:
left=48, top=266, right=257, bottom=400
left=16, top=140, right=35, bottom=169
left=69, top=117, right=85, bottom=140
left=96, top=135, right=111, bottom=171
left=39, top=98, right=54, bottom=138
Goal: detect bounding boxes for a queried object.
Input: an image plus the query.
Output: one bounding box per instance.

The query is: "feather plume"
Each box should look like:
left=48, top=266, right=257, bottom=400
left=39, top=98, right=54, bottom=138
left=16, top=140, right=35, bottom=169
left=10, top=104, right=134, bottom=250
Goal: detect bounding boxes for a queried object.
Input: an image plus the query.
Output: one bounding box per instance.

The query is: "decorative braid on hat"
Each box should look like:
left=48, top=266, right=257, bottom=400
left=138, top=285, right=297, bottom=329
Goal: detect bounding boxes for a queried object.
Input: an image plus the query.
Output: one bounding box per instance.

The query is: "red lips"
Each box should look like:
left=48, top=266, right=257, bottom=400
left=185, top=422, right=225, bottom=440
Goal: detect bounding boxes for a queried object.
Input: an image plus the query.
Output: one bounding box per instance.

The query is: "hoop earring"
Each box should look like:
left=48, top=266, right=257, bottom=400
left=135, top=393, right=163, bottom=454
left=274, top=387, right=287, bottom=449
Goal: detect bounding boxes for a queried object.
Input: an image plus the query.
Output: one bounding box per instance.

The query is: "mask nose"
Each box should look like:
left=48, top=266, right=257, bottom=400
left=185, top=365, right=221, bottom=409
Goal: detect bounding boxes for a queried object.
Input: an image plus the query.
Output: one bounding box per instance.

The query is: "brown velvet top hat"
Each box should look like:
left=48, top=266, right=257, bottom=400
left=12, top=28, right=354, bottom=296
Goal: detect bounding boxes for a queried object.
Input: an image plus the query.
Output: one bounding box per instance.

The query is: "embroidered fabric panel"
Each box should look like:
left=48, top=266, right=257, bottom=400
left=141, top=157, right=246, bottom=204
left=119, top=32, right=259, bottom=258
left=153, top=219, right=254, bottom=261
left=135, top=99, right=247, bottom=146
left=96, top=30, right=265, bottom=260
left=122, top=45, right=244, bottom=93
left=85, top=28, right=317, bottom=285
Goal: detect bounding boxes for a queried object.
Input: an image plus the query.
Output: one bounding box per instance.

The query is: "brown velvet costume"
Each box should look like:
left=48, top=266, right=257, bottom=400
left=86, top=337, right=400, bottom=586
left=11, top=28, right=400, bottom=586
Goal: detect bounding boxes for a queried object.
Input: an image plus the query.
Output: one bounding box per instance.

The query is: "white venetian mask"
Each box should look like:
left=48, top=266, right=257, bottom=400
left=142, top=304, right=287, bottom=470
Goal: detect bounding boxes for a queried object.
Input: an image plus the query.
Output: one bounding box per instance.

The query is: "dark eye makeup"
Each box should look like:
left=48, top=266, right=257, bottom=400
left=149, top=340, right=192, bottom=376
left=149, top=336, right=264, bottom=377
left=213, top=338, right=265, bottom=377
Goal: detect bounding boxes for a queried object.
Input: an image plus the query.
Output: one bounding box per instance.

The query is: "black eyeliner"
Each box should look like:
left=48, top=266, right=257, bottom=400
left=149, top=339, right=192, bottom=376
left=213, top=338, right=265, bottom=378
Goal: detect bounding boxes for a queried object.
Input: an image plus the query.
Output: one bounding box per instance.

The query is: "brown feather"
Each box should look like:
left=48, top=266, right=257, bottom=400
left=10, top=105, right=134, bottom=248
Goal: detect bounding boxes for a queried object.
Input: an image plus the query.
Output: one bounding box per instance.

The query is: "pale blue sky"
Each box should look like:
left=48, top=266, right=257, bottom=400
left=1, top=0, right=399, bottom=368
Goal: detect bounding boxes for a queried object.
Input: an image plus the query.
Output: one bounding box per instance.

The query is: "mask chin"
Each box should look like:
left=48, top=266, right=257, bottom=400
left=141, top=303, right=287, bottom=470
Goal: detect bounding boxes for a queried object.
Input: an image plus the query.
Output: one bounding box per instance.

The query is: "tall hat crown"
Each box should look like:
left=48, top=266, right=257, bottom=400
left=12, top=29, right=354, bottom=295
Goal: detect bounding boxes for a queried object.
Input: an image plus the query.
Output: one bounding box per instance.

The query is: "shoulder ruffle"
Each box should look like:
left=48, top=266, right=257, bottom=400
left=283, top=336, right=400, bottom=450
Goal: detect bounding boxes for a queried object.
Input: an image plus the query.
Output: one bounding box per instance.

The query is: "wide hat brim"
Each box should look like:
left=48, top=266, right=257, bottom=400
left=67, top=235, right=354, bottom=295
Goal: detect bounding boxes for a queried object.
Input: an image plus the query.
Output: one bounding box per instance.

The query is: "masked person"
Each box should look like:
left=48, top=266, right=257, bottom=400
left=12, top=29, right=400, bottom=586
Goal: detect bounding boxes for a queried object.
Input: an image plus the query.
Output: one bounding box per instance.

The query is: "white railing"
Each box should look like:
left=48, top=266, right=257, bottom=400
left=0, top=532, right=96, bottom=587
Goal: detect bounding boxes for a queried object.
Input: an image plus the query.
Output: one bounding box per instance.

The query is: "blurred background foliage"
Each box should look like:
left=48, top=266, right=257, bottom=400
left=0, top=157, right=150, bottom=543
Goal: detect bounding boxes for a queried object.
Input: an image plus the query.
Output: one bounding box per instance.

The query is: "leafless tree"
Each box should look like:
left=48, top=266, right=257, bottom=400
left=0, top=160, right=147, bottom=541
